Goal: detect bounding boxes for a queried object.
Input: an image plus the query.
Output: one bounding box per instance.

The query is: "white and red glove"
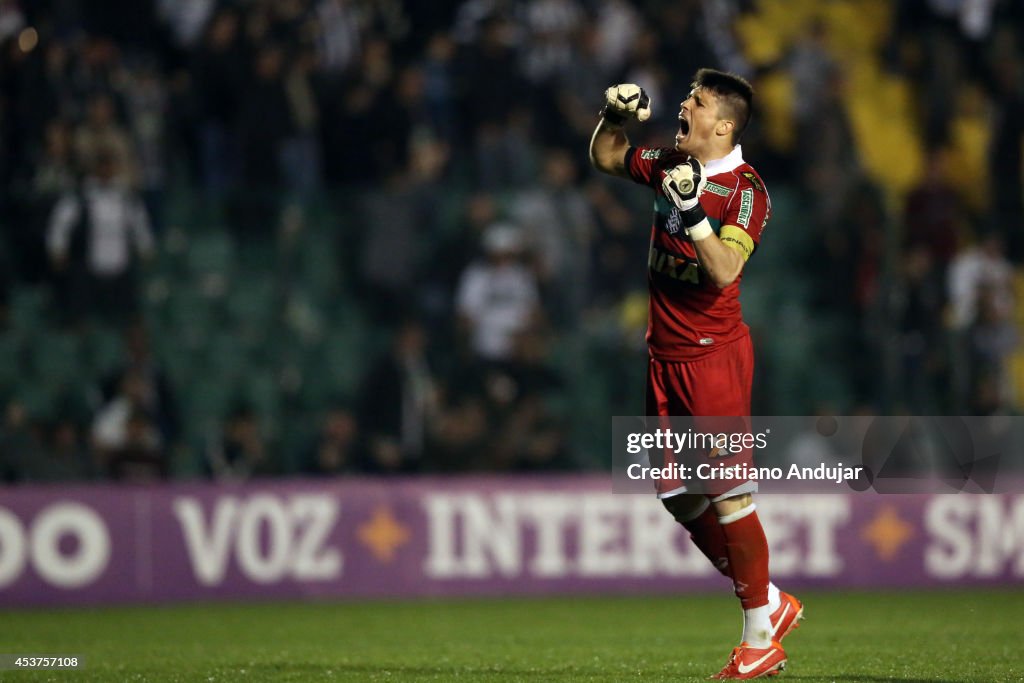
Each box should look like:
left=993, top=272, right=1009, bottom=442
left=662, top=158, right=712, bottom=240
left=601, top=84, right=651, bottom=125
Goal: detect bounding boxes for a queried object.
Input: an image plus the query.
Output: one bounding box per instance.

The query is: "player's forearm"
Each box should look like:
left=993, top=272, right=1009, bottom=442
left=588, top=120, right=630, bottom=177
left=693, top=235, right=745, bottom=289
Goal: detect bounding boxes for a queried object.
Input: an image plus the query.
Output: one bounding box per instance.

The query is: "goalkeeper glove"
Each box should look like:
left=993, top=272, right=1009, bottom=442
left=601, top=84, right=651, bottom=125
left=662, top=159, right=713, bottom=240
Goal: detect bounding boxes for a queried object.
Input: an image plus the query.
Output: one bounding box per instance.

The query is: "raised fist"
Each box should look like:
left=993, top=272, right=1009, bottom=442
left=601, top=84, right=651, bottom=125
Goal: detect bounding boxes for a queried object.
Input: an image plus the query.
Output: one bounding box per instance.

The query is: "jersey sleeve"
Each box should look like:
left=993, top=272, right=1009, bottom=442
left=624, top=146, right=678, bottom=188
left=719, top=176, right=771, bottom=260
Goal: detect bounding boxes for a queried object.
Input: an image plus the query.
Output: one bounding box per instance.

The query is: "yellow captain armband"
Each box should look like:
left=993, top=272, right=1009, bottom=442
left=719, top=225, right=754, bottom=262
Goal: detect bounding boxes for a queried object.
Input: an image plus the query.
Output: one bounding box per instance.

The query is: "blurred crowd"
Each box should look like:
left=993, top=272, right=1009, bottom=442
left=0, top=0, right=1022, bottom=482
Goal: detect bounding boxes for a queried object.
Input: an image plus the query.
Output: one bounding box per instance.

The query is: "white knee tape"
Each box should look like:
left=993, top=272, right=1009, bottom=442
left=718, top=503, right=756, bottom=525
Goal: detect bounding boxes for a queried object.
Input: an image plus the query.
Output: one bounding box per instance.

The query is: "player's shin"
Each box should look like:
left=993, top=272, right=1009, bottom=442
left=663, top=496, right=784, bottom=614
left=718, top=503, right=772, bottom=648
left=664, top=496, right=731, bottom=577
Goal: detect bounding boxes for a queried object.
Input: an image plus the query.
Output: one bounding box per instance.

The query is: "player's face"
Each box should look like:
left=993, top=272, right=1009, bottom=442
left=676, top=87, right=723, bottom=159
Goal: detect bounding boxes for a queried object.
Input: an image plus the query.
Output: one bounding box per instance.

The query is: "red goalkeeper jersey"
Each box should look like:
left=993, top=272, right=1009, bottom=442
left=625, top=144, right=771, bottom=361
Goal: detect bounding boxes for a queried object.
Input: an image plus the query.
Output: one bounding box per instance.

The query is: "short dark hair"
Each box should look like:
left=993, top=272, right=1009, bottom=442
left=692, top=68, right=754, bottom=144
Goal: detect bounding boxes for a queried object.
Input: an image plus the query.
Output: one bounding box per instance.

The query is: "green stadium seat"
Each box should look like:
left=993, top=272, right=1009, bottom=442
left=184, top=377, right=234, bottom=431
left=83, top=326, right=126, bottom=378
left=152, top=333, right=196, bottom=390
left=9, top=286, right=50, bottom=332
left=32, top=332, right=82, bottom=385
left=15, top=382, right=57, bottom=421
left=186, top=232, right=235, bottom=277
left=200, top=332, right=248, bottom=381
left=298, top=235, right=340, bottom=297
left=242, top=370, right=281, bottom=424
left=164, top=287, right=218, bottom=342
left=0, top=333, right=24, bottom=389
left=226, top=279, right=278, bottom=332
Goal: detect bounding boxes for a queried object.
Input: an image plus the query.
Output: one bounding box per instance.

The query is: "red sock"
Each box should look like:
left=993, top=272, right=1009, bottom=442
left=719, top=508, right=770, bottom=609
left=682, top=504, right=732, bottom=578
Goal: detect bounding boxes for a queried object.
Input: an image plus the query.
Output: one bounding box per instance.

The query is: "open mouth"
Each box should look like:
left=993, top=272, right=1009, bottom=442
left=677, top=117, right=690, bottom=138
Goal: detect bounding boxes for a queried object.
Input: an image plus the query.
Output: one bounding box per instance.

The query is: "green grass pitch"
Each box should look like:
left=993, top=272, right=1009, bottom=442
left=2, top=590, right=1021, bottom=682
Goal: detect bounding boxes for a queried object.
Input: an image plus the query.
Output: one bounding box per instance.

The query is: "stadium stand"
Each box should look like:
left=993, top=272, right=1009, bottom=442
left=1, top=0, right=1022, bottom=480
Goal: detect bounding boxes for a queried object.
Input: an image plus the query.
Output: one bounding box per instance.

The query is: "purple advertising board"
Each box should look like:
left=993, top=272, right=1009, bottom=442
left=0, top=476, right=1021, bottom=607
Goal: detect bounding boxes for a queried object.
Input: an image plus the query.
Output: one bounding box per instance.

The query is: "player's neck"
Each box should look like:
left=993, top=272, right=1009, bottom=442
left=701, top=144, right=735, bottom=166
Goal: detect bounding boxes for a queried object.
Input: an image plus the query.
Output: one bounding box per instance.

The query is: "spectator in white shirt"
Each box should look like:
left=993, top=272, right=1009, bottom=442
left=91, top=368, right=164, bottom=478
left=47, top=152, right=154, bottom=325
left=947, top=232, right=1016, bottom=411
left=456, top=223, right=540, bottom=363
left=947, top=232, right=1013, bottom=331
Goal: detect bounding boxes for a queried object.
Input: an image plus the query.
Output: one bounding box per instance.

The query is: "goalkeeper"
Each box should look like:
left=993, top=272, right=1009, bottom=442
left=589, top=71, right=801, bottom=680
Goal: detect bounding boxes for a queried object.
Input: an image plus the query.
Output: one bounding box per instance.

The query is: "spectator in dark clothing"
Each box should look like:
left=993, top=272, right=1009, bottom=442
left=6, top=118, right=76, bottom=286
left=281, top=45, right=323, bottom=196
left=33, top=417, right=94, bottom=482
left=193, top=8, right=246, bottom=195
left=204, top=405, right=275, bottom=480
left=457, top=14, right=525, bottom=131
left=319, top=37, right=400, bottom=186
left=32, top=119, right=77, bottom=198
left=586, top=179, right=646, bottom=309
left=481, top=328, right=569, bottom=471
left=0, top=401, right=46, bottom=483
left=359, top=320, right=437, bottom=473
left=456, top=14, right=534, bottom=188
left=102, top=323, right=179, bottom=448
left=422, top=33, right=458, bottom=144
left=0, top=249, right=11, bottom=330
left=105, top=408, right=166, bottom=481
left=92, top=368, right=164, bottom=475
left=302, top=404, right=361, bottom=476
left=895, top=246, right=948, bottom=413
left=74, top=92, right=139, bottom=188
left=988, top=35, right=1024, bottom=258
left=967, top=283, right=1017, bottom=413
left=239, top=45, right=294, bottom=189
left=430, top=391, right=489, bottom=472
left=228, top=44, right=295, bottom=237
left=904, top=148, right=963, bottom=269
